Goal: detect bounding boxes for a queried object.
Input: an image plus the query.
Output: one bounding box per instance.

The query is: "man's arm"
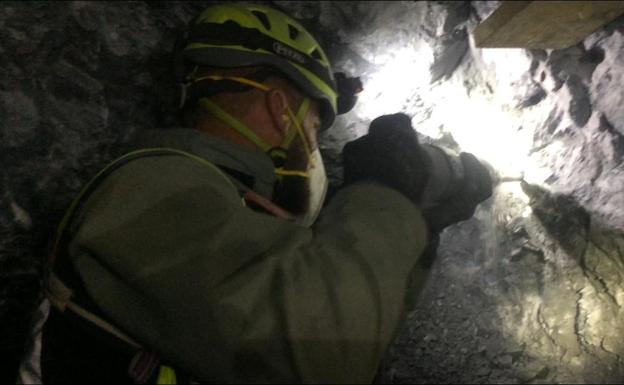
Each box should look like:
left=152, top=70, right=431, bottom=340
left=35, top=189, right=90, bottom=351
left=67, top=155, right=428, bottom=383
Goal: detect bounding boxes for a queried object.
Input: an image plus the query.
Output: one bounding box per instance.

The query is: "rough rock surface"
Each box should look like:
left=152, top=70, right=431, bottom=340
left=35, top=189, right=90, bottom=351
left=2, top=1, right=624, bottom=383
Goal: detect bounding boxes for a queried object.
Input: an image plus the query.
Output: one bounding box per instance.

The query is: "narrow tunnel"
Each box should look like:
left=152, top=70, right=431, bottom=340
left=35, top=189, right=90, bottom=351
left=2, top=1, right=624, bottom=383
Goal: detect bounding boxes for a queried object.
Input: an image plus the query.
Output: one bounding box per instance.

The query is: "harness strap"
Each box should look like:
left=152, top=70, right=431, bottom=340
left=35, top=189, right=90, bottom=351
left=129, top=351, right=160, bottom=384
left=242, top=190, right=292, bottom=220
left=46, top=272, right=142, bottom=350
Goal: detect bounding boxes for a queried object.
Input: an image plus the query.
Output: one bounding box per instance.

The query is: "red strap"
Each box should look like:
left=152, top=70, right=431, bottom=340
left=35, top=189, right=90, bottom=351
left=128, top=351, right=161, bottom=384
left=242, top=190, right=293, bottom=220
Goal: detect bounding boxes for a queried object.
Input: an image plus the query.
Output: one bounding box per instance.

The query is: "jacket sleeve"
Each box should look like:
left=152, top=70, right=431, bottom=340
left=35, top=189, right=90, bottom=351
left=67, top=155, right=428, bottom=384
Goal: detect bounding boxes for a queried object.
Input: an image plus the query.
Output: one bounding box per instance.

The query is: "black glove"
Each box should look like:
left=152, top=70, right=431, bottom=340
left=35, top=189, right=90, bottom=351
left=422, top=152, right=492, bottom=233
left=342, top=113, right=430, bottom=204
left=342, top=113, right=492, bottom=234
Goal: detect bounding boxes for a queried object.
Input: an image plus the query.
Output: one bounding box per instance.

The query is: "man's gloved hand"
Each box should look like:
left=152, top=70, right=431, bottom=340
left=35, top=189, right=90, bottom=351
left=342, top=113, right=430, bottom=205
left=342, top=112, right=493, bottom=234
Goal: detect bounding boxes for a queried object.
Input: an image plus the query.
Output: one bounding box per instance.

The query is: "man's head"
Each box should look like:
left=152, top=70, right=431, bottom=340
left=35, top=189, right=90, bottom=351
left=177, top=4, right=336, bottom=225
left=184, top=65, right=323, bottom=216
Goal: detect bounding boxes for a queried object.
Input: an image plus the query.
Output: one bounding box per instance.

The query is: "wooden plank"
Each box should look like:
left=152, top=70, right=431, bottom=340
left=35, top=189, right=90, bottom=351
left=474, top=1, right=624, bottom=49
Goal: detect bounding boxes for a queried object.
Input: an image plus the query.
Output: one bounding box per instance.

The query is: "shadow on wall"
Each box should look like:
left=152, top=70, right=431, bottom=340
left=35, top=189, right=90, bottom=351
left=516, top=181, right=624, bottom=382
left=377, top=180, right=624, bottom=384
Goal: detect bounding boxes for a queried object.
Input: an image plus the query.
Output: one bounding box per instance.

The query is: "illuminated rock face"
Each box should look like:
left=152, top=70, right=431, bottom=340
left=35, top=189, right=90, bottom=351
left=2, top=1, right=624, bottom=383
left=307, top=2, right=624, bottom=383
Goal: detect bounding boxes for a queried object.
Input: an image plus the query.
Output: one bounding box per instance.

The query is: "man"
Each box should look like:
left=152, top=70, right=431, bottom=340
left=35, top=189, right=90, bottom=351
left=32, top=3, right=492, bottom=384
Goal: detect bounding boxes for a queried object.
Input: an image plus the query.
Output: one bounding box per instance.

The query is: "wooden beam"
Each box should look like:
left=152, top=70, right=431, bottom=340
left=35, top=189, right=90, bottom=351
left=474, top=1, right=624, bottom=49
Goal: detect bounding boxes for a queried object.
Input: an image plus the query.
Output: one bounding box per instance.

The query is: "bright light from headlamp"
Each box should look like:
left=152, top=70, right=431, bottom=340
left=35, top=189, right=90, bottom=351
left=431, top=90, right=533, bottom=177
left=355, top=45, right=433, bottom=124
left=355, top=44, right=554, bottom=189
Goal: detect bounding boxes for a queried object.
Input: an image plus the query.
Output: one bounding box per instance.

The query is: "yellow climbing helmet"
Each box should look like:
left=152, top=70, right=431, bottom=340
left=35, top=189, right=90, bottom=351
left=181, top=3, right=338, bottom=130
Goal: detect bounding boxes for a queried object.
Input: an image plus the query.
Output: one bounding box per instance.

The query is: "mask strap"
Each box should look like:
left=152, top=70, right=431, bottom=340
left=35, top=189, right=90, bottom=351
left=288, top=99, right=314, bottom=165
left=273, top=168, right=310, bottom=178
left=198, top=98, right=273, bottom=153
left=274, top=98, right=316, bottom=178
left=281, top=98, right=310, bottom=150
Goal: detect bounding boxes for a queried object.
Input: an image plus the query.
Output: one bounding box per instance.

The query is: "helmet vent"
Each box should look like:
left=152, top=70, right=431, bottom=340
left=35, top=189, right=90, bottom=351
left=311, top=49, right=322, bottom=61
left=288, top=24, right=299, bottom=40
left=251, top=10, right=271, bottom=30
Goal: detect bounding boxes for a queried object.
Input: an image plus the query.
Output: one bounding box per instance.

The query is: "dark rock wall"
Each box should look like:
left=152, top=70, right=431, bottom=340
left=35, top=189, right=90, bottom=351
left=2, top=1, right=624, bottom=383
left=1, top=1, right=210, bottom=379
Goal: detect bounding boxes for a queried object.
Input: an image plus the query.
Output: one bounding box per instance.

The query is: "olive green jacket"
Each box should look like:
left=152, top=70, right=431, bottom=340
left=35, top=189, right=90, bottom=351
left=66, top=128, right=428, bottom=383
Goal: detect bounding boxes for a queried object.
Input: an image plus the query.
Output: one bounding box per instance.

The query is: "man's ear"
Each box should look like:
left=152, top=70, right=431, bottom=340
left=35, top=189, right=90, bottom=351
left=265, top=89, right=291, bottom=138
